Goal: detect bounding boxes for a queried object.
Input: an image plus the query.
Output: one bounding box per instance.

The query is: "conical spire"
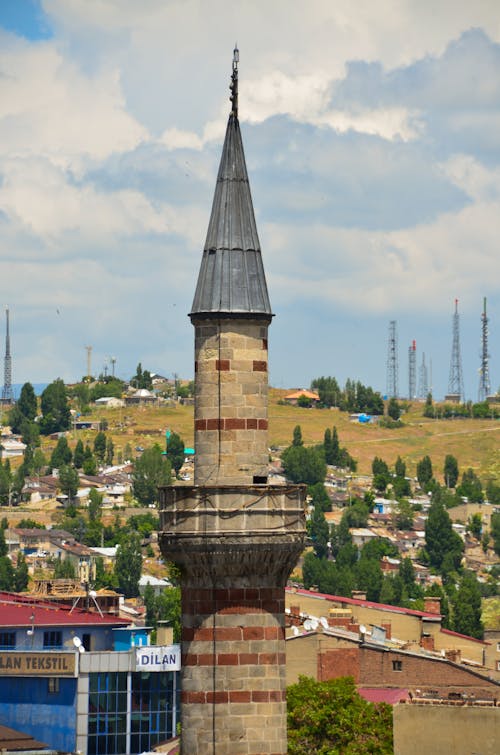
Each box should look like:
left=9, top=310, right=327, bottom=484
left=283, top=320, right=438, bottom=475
left=190, top=48, right=272, bottom=319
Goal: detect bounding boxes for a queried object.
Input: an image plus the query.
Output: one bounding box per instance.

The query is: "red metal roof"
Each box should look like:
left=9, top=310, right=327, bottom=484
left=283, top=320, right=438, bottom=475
left=286, top=587, right=440, bottom=619
left=358, top=688, right=410, bottom=705
left=440, top=627, right=489, bottom=645
left=0, top=592, right=131, bottom=628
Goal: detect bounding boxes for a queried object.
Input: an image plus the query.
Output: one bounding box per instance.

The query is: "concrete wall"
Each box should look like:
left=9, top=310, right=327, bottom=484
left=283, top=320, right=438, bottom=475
left=393, top=704, right=500, bottom=755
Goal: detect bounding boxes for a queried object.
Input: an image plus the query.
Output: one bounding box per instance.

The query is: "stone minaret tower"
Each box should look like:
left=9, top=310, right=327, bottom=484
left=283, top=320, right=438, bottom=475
left=159, top=49, right=306, bottom=755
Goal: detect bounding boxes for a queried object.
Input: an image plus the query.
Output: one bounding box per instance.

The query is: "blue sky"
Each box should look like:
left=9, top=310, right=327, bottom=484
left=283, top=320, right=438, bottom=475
left=0, top=0, right=499, bottom=401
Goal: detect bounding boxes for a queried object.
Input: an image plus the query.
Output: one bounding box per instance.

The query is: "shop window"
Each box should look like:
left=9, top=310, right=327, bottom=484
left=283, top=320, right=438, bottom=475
left=0, top=632, right=16, bottom=649
left=43, top=630, right=62, bottom=648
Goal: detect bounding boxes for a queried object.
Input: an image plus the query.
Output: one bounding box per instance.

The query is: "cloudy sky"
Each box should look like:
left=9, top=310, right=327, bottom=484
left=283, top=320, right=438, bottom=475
left=0, top=0, right=499, bottom=400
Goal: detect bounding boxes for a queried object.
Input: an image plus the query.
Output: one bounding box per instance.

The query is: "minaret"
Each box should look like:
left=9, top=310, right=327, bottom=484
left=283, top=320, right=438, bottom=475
left=1, top=306, right=14, bottom=404
left=159, top=49, right=306, bottom=755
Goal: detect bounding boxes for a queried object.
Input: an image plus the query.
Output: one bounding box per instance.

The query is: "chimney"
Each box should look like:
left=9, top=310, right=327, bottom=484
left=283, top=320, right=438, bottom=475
left=424, top=596, right=441, bottom=615
left=351, top=590, right=367, bottom=601
left=420, top=635, right=435, bottom=651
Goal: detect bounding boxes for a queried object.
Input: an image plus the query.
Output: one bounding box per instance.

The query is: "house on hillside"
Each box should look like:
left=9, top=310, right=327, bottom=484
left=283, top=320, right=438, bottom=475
left=283, top=389, right=320, bottom=406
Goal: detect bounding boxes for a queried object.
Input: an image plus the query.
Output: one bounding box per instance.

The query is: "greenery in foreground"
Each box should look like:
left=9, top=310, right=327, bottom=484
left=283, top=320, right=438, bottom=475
left=287, top=676, right=393, bottom=755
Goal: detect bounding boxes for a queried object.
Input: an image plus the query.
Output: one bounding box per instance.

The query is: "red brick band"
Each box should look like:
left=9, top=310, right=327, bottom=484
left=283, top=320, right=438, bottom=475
left=183, top=652, right=286, bottom=667
left=183, top=625, right=284, bottom=642
left=195, top=418, right=268, bottom=431
left=253, top=360, right=267, bottom=371
left=216, top=359, right=230, bottom=371
left=182, top=690, right=285, bottom=704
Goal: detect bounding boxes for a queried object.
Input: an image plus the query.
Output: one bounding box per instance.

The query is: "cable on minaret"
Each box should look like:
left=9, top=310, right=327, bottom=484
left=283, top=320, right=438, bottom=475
left=230, top=44, right=239, bottom=118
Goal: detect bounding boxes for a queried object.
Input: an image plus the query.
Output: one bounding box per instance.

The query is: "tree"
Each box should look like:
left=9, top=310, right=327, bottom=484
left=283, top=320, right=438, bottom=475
left=425, top=499, right=463, bottom=573
left=82, top=445, right=98, bottom=476
left=281, top=445, right=326, bottom=486
left=395, top=456, right=406, bottom=478
left=490, top=512, right=500, bottom=556
left=387, top=398, right=401, bottom=420
left=40, top=379, right=71, bottom=435
left=13, top=552, right=29, bottom=591
left=467, top=513, right=482, bottom=540
left=423, top=392, right=434, bottom=418
left=74, top=439, right=85, bottom=469
left=131, top=363, right=152, bottom=390
left=167, top=432, right=185, bottom=477
left=392, top=499, right=414, bottom=530
left=443, top=454, right=459, bottom=488
left=310, top=376, right=341, bottom=407
left=416, top=455, right=433, bottom=488
left=292, top=425, right=303, bottom=447
left=155, top=586, right=182, bottom=642
left=323, top=428, right=333, bottom=464
left=287, top=676, right=393, bottom=755
left=451, top=570, right=483, bottom=639
left=93, top=431, right=107, bottom=463
left=54, top=559, right=76, bottom=579
left=132, top=445, right=172, bottom=506
left=105, top=437, right=114, bottom=466
left=51, top=436, right=72, bottom=469
left=115, top=531, right=142, bottom=597
left=309, top=507, right=330, bottom=559
left=58, top=465, right=79, bottom=503
left=18, top=382, right=37, bottom=421
left=308, top=483, right=331, bottom=513
left=457, top=468, right=483, bottom=503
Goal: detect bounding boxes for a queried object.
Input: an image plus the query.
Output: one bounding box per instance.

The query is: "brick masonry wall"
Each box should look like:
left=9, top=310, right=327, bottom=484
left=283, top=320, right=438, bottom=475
left=180, top=586, right=288, bottom=755
left=193, top=319, right=270, bottom=486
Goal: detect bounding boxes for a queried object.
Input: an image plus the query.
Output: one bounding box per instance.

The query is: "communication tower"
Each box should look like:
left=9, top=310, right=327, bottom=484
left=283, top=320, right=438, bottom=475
left=408, top=340, right=417, bottom=400
left=1, top=306, right=14, bottom=404
left=418, top=352, right=428, bottom=399
left=478, top=297, right=491, bottom=402
left=85, top=345, right=92, bottom=381
left=386, top=320, right=398, bottom=398
left=447, top=299, right=465, bottom=402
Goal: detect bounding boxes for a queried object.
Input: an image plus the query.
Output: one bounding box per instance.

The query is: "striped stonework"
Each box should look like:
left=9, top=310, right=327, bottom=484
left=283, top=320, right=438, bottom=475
left=192, top=318, right=270, bottom=486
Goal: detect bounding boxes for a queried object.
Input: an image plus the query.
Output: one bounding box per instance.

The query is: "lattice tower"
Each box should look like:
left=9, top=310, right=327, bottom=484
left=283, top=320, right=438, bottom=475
left=386, top=320, right=398, bottom=398
left=448, top=298, right=465, bottom=401
left=408, top=340, right=417, bottom=400
left=478, top=297, right=491, bottom=402
left=418, top=352, right=428, bottom=399
left=1, top=306, right=13, bottom=403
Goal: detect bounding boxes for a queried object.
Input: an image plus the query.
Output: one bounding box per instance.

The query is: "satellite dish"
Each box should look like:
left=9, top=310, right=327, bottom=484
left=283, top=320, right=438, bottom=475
left=359, top=624, right=367, bottom=635
left=319, top=617, right=329, bottom=629
left=73, top=636, right=82, bottom=648
left=78, top=645, right=85, bottom=654
left=303, top=619, right=314, bottom=631
left=292, top=626, right=299, bottom=636
left=26, top=629, right=33, bottom=636
left=310, top=619, right=319, bottom=631
left=89, top=590, right=97, bottom=598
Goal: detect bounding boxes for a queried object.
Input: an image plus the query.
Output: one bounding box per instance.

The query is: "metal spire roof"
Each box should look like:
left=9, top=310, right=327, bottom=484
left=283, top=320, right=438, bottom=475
left=190, top=48, right=272, bottom=319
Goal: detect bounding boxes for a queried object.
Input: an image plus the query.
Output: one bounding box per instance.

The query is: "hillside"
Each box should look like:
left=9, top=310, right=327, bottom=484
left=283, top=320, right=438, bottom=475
left=29, top=390, right=500, bottom=485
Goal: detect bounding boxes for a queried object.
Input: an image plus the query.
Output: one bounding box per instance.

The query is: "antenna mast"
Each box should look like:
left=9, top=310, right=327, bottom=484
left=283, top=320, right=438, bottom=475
left=408, top=340, right=417, bottom=400
left=85, top=345, right=92, bottom=381
left=1, top=306, right=14, bottom=404
left=447, top=299, right=465, bottom=402
left=478, top=297, right=491, bottom=402
left=418, top=352, right=428, bottom=399
left=386, top=320, right=398, bottom=398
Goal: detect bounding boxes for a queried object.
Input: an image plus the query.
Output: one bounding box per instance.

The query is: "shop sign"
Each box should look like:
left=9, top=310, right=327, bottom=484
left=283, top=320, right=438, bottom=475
left=135, top=644, right=181, bottom=672
left=0, top=652, right=76, bottom=676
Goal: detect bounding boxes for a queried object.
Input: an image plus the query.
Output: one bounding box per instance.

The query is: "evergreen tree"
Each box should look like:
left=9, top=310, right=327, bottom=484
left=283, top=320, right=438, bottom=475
left=395, top=455, right=406, bottom=478
left=40, top=379, right=71, bottom=435
left=115, top=531, right=142, bottom=597
left=51, top=436, right=72, bottom=469
left=105, top=437, right=114, bottom=466
left=17, top=382, right=37, bottom=421
left=281, top=445, right=326, bottom=486
left=309, top=507, right=330, bottom=559
left=13, top=552, right=29, bottom=591
left=425, top=499, right=463, bottom=572
left=457, top=468, right=483, bottom=503
left=387, top=398, right=401, bottom=420
left=416, top=455, right=433, bottom=488
left=443, top=454, right=459, bottom=488
left=451, top=570, right=483, bottom=639
left=73, top=439, right=85, bottom=469
left=167, top=432, right=185, bottom=477
left=331, top=427, right=341, bottom=465
left=132, top=445, right=172, bottom=506
left=58, top=465, right=79, bottom=504
left=308, top=483, right=331, bottom=513
left=324, top=428, right=333, bottom=464
left=82, top=445, right=98, bottom=476
left=94, top=431, right=107, bottom=463
left=292, top=425, right=303, bottom=447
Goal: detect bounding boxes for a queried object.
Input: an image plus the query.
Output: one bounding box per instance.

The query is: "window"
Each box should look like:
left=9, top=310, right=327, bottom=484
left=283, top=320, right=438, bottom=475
left=48, top=678, right=60, bottom=694
left=496, top=661, right=500, bottom=672
left=392, top=660, right=403, bottom=671
left=43, top=631, right=62, bottom=648
left=0, top=632, right=16, bottom=649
